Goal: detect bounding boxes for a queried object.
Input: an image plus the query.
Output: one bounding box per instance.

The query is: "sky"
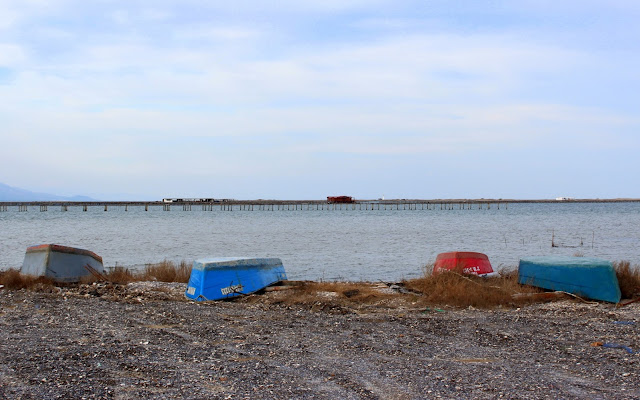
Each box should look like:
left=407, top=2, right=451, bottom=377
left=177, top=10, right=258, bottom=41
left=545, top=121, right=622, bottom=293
left=1, top=0, right=639, bottom=200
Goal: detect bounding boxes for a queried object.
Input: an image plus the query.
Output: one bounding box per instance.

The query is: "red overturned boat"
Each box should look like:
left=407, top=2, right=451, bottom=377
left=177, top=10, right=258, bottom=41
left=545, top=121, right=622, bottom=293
left=433, top=251, right=498, bottom=277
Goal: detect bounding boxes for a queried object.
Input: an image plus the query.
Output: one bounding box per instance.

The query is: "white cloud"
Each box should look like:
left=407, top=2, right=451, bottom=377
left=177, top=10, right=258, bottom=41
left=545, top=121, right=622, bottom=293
left=175, top=26, right=262, bottom=41
left=0, top=1, right=638, bottom=197
left=0, top=44, right=27, bottom=66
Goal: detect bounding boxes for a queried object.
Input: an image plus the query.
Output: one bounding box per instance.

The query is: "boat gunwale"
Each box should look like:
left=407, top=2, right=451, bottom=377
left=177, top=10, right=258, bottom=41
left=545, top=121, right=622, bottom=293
left=25, top=244, right=103, bottom=263
left=193, top=257, right=283, bottom=270
left=435, top=251, right=490, bottom=261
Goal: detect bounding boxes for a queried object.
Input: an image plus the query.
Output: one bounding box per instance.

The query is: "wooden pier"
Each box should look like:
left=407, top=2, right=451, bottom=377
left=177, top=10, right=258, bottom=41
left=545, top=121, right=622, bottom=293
left=0, top=198, right=639, bottom=212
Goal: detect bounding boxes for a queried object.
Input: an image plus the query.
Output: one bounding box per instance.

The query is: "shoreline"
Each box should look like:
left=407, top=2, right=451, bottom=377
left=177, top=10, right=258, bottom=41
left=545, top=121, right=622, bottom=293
left=1, top=282, right=638, bottom=399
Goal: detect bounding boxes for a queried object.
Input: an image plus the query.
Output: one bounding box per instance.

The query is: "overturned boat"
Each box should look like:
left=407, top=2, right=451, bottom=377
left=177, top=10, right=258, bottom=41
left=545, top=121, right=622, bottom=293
left=518, top=256, right=621, bottom=303
left=21, top=244, right=104, bottom=282
left=433, top=251, right=497, bottom=277
left=185, top=257, right=288, bottom=301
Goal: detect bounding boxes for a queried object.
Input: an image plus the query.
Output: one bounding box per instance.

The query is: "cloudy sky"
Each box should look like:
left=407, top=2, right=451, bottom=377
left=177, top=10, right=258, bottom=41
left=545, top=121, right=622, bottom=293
left=1, top=0, right=638, bottom=200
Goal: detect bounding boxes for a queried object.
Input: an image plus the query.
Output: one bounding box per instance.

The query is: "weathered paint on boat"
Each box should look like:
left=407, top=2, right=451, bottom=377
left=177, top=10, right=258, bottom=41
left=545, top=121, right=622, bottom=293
left=518, top=256, right=621, bottom=303
left=185, top=257, right=288, bottom=301
left=21, top=244, right=104, bottom=282
left=433, top=251, right=496, bottom=276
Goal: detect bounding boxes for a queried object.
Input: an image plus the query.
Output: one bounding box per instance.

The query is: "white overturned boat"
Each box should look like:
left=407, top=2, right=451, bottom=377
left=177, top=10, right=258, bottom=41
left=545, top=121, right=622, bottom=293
left=21, top=244, right=104, bottom=282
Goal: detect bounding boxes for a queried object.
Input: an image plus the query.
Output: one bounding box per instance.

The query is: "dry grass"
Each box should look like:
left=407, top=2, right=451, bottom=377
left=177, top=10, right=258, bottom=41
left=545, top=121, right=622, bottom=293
left=0, top=269, right=55, bottom=290
left=0, top=260, right=192, bottom=288
left=142, top=260, right=191, bottom=283
left=105, top=260, right=192, bottom=284
left=104, top=266, right=137, bottom=283
left=271, top=281, right=399, bottom=308
left=614, top=261, right=640, bottom=299
left=254, top=269, right=546, bottom=310
left=403, top=268, right=543, bottom=308
left=3, top=259, right=640, bottom=307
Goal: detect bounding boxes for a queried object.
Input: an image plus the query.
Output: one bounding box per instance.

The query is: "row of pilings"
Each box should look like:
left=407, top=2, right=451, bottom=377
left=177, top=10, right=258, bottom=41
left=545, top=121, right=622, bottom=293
left=2, top=199, right=638, bottom=212
left=0, top=201, right=510, bottom=212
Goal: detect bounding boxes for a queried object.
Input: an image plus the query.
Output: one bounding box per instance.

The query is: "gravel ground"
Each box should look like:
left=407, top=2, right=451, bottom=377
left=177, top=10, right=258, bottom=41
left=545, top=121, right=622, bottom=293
left=0, top=282, right=638, bottom=399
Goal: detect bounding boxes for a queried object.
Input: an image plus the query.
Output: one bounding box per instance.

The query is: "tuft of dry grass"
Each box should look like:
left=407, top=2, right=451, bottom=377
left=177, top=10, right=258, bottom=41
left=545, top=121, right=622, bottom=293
left=105, top=266, right=137, bottom=284
left=143, top=260, right=191, bottom=283
left=614, top=261, right=640, bottom=299
left=403, top=269, right=542, bottom=309
left=105, top=260, right=192, bottom=283
left=0, top=269, right=55, bottom=290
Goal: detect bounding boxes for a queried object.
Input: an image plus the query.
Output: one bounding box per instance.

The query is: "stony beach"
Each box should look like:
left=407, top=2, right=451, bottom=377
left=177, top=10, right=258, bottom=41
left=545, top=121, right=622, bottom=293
left=0, top=282, right=638, bottom=399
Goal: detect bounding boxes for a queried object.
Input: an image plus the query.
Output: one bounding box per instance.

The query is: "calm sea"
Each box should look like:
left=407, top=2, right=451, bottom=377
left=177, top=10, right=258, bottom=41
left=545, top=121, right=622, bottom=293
left=1, top=202, right=639, bottom=281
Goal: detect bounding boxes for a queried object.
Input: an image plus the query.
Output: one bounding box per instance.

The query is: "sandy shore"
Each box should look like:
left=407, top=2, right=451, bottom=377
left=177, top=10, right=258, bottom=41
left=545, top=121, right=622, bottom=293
left=0, top=282, right=638, bottom=399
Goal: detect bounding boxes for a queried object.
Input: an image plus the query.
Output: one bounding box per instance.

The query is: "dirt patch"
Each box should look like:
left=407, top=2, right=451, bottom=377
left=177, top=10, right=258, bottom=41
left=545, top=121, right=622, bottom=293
left=0, top=282, right=638, bottom=399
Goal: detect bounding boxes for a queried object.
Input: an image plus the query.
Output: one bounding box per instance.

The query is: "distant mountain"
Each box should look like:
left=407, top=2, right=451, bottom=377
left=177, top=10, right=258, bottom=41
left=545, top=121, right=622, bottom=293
left=0, top=182, right=98, bottom=201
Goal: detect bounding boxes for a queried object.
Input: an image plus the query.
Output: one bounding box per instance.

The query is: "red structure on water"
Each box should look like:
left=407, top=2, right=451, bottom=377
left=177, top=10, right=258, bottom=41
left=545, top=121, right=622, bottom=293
left=327, top=196, right=355, bottom=203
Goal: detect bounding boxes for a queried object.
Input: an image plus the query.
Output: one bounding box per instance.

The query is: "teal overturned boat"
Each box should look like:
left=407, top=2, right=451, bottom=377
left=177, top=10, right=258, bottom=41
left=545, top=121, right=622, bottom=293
left=518, top=256, right=621, bottom=303
left=185, top=257, right=288, bottom=301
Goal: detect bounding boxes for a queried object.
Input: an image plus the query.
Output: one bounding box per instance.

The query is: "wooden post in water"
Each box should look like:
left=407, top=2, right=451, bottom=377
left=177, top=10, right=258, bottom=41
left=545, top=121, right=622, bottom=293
left=104, top=205, right=108, bottom=212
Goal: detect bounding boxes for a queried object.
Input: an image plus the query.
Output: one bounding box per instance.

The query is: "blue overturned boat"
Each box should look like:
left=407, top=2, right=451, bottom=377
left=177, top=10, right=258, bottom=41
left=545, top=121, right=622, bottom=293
left=518, top=256, right=621, bottom=303
left=185, top=257, right=288, bottom=301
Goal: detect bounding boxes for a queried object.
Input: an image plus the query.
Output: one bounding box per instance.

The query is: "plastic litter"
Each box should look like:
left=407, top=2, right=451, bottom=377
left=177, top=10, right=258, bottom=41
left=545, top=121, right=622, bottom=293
left=613, top=321, right=635, bottom=325
left=592, top=342, right=634, bottom=354
left=422, top=307, right=445, bottom=313
left=603, top=343, right=634, bottom=354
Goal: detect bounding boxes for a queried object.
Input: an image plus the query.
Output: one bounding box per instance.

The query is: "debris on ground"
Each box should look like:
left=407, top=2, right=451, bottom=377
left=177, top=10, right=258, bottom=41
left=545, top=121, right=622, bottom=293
left=1, top=287, right=638, bottom=399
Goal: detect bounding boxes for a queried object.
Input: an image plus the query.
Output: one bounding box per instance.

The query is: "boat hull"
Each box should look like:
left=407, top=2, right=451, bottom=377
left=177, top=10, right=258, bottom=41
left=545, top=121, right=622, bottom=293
left=433, top=251, right=495, bottom=276
left=21, top=244, right=104, bottom=282
left=518, top=256, right=621, bottom=303
left=185, top=257, right=288, bottom=301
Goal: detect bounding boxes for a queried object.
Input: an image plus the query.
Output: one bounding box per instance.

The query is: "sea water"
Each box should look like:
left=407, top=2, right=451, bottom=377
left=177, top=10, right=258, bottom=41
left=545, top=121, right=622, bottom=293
left=0, top=202, right=639, bottom=281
